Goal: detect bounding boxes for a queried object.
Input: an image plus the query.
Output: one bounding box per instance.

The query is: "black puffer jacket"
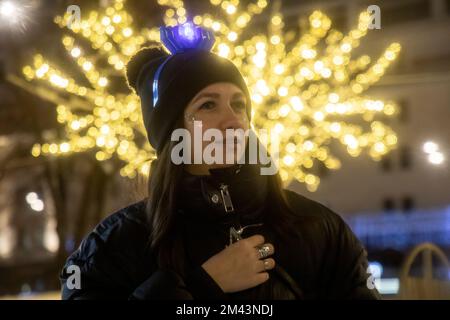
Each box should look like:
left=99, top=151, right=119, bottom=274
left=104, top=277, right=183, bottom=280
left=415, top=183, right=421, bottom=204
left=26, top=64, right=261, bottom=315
left=60, top=164, right=380, bottom=300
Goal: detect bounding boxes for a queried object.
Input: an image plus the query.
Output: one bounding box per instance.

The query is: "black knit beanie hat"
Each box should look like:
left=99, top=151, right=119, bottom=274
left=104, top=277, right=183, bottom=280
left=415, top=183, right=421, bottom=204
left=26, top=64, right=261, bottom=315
left=126, top=45, right=252, bottom=154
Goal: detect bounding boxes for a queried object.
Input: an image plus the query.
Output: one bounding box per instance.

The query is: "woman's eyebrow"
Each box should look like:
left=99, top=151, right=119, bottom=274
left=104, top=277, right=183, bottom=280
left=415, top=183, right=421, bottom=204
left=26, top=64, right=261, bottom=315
left=192, top=91, right=246, bottom=104
left=192, top=93, right=220, bottom=103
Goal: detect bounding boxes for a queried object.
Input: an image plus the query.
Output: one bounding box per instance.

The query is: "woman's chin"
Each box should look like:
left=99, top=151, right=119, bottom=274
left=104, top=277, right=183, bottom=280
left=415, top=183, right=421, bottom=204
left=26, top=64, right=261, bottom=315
left=208, top=163, right=236, bottom=169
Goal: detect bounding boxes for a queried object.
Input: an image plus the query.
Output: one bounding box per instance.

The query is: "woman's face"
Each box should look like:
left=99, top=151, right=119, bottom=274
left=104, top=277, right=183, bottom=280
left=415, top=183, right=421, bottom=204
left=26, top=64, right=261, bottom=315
left=183, top=82, right=250, bottom=175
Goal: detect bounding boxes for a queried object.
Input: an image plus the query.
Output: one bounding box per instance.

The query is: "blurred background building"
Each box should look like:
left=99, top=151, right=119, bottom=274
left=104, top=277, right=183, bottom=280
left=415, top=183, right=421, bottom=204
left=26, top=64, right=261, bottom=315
left=289, top=0, right=450, bottom=298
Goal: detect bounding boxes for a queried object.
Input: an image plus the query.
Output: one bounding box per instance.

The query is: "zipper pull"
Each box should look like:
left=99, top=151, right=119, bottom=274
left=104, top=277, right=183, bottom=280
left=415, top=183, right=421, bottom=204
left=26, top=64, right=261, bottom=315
left=229, top=223, right=264, bottom=245
left=229, top=226, right=241, bottom=244
left=219, top=184, right=234, bottom=213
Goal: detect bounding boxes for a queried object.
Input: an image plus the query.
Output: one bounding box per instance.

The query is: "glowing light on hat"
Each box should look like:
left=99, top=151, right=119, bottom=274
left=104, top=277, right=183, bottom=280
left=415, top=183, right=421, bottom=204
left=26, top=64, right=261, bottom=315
left=153, top=22, right=216, bottom=107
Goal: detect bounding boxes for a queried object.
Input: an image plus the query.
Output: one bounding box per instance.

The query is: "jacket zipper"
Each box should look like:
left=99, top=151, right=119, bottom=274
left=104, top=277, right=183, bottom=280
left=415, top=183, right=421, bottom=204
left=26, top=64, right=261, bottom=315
left=219, top=183, right=235, bottom=213
left=219, top=183, right=264, bottom=245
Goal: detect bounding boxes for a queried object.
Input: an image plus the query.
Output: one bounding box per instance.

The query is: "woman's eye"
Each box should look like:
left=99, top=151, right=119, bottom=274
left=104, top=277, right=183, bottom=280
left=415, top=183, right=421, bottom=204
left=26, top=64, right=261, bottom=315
left=232, top=101, right=246, bottom=110
left=199, top=101, right=215, bottom=110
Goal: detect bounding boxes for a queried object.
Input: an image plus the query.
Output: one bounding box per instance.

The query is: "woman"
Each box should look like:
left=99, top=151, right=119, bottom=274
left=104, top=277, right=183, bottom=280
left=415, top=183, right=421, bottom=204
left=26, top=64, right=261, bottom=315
left=60, top=26, right=380, bottom=300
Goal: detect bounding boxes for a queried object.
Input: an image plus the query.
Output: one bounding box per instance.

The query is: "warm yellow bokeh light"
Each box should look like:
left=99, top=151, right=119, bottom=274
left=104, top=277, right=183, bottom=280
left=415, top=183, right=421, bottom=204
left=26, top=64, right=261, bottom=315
left=23, top=0, right=400, bottom=191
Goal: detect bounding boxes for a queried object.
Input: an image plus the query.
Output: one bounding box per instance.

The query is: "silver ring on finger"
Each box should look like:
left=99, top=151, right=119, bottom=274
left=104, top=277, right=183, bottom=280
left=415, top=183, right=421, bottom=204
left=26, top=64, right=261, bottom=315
left=258, top=244, right=271, bottom=259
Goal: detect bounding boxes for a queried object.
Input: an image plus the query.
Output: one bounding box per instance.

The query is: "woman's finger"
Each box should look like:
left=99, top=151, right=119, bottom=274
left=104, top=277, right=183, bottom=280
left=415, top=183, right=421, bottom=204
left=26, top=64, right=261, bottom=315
left=256, top=243, right=275, bottom=259
left=256, top=258, right=276, bottom=272
left=250, top=272, right=270, bottom=287
left=246, top=234, right=265, bottom=247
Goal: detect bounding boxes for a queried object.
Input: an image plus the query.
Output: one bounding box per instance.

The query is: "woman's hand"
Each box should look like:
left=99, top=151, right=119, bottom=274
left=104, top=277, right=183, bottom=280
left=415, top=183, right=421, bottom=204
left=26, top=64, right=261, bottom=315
left=201, top=234, right=275, bottom=293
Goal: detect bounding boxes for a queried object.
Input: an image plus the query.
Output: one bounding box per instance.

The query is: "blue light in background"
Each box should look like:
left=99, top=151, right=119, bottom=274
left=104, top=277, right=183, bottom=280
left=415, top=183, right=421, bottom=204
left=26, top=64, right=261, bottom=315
left=345, top=205, right=450, bottom=250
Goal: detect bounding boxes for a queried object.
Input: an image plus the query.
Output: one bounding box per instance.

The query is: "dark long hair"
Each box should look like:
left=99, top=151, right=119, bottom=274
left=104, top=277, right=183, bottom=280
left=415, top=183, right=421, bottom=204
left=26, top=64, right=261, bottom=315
left=146, top=120, right=301, bottom=279
left=146, top=119, right=186, bottom=274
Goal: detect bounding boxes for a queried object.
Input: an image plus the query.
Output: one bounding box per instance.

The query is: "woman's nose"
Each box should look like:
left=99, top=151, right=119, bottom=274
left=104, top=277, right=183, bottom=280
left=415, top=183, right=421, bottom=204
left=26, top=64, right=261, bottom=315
left=219, top=103, right=247, bottom=130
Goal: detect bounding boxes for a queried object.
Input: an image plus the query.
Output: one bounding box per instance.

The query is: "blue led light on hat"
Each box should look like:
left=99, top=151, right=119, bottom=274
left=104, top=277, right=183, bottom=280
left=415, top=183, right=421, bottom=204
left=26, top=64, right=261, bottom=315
left=152, top=22, right=216, bottom=108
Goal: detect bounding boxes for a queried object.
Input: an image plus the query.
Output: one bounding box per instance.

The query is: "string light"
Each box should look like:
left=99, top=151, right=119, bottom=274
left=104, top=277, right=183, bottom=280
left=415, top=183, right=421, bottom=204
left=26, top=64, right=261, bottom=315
left=22, top=0, right=400, bottom=191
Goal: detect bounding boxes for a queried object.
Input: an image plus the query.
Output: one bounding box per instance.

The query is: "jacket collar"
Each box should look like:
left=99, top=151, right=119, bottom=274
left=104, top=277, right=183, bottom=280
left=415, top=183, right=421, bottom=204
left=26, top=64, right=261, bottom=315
left=178, top=163, right=268, bottom=225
